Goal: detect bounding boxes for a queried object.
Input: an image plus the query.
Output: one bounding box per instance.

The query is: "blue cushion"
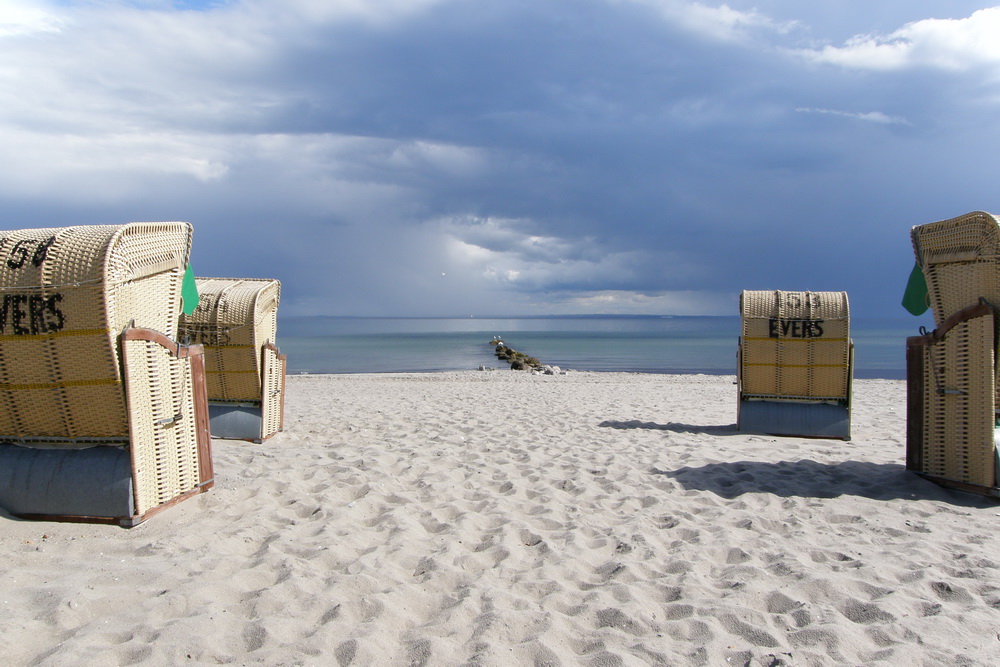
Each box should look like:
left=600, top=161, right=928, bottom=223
left=0, top=444, right=133, bottom=519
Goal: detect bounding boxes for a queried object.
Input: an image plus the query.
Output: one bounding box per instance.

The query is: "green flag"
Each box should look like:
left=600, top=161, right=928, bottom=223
left=181, top=264, right=199, bottom=316
left=901, top=261, right=929, bottom=316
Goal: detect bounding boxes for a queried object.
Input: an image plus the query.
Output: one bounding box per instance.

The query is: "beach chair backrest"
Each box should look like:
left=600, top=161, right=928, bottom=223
left=910, top=210, right=1000, bottom=326
left=0, top=223, right=192, bottom=443
left=739, top=290, right=852, bottom=402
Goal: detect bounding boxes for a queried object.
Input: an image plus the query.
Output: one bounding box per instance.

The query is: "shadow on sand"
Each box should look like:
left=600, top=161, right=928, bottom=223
left=653, top=459, right=996, bottom=507
left=598, top=420, right=738, bottom=436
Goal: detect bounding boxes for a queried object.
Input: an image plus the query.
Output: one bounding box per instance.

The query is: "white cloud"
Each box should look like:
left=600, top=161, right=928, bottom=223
left=0, top=0, right=67, bottom=37
left=442, top=216, right=600, bottom=263
left=614, top=0, right=798, bottom=42
left=795, top=107, right=912, bottom=126
left=387, top=141, right=488, bottom=176
left=436, top=214, right=715, bottom=302
left=440, top=216, right=636, bottom=289
left=0, top=5, right=280, bottom=138
left=800, top=7, right=1000, bottom=73
left=561, top=289, right=733, bottom=315
left=0, top=128, right=231, bottom=200
left=0, top=125, right=465, bottom=210
left=246, top=0, right=448, bottom=25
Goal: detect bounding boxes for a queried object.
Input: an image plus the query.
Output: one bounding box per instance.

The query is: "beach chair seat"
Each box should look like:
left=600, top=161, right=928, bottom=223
left=0, top=223, right=213, bottom=526
left=737, top=290, right=853, bottom=439
left=906, top=211, right=1000, bottom=497
left=178, top=278, right=285, bottom=442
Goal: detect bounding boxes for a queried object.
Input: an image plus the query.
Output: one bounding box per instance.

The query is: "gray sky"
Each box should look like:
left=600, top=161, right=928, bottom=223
left=2, top=0, right=998, bottom=317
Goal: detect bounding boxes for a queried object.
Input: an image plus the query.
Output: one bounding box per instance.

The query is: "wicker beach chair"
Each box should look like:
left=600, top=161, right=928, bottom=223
left=737, top=290, right=854, bottom=439
left=178, top=278, right=285, bottom=442
left=0, top=223, right=213, bottom=526
left=906, top=211, right=1000, bottom=497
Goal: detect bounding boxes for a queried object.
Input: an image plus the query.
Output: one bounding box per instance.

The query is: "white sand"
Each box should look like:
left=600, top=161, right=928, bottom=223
left=3, top=371, right=999, bottom=666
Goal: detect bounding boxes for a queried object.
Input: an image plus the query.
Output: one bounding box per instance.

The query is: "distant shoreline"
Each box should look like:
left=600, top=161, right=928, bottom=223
left=276, top=314, right=915, bottom=379
left=288, top=367, right=907, bottom=380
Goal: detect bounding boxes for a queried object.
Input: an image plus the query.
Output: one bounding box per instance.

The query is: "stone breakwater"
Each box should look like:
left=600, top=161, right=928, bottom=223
left=486, top=336, right=565, bottom=374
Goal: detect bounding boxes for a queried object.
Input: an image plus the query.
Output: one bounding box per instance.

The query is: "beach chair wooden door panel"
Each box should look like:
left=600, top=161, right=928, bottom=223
left=121, top=328, right=214, bottom=525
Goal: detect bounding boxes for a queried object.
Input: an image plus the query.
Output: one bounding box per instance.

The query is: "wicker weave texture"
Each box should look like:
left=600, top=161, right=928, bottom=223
left=0, top=223, right=192, bottom=442
left=123, top=334, right=202, bottom=515
left=739, top=290, right=851, bottom=401
left=918, top=315, right=995, bottom=488
left=911, top=211, right=1000, bottom=327
left=178, top=278, right=281, bottom=402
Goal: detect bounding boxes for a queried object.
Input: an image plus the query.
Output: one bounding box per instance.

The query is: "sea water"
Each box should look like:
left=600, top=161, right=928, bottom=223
left=277, top=315, right=929, bottom=379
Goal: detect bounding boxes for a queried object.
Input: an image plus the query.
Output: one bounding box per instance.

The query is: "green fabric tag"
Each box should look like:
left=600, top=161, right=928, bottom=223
left=901, top=261, right=929, bottom=316
left=181, top=264, right=199, bottom=316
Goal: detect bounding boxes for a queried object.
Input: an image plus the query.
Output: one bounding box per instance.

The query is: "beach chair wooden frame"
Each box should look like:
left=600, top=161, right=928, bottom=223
left=0, top=223, right=214, bottom=526
left=906, top=211, right=1000, bottom=497
left=178, top=278, right=285, bottom=443
left=737, top=290, right=854, bottom=439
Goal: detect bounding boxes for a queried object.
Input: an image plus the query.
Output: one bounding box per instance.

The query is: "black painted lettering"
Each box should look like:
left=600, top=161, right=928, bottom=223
left=0, top=295, right=9, bottom=334
left=7, top=240, right=31, bottom=270
left=11, top=295, right=28, bottom=335
left=0, top=294, right=12, bottom=333
left=768, top=318, right=827, bottom=339
left=0, top=293, right=65, bottom=335
left=37, top=295, right=64, bottom=333
left=28, top=295, right=46, bottom=334
left=183, top=324, right=230, bottom=346
left=31, top=236, right=56, bottom=267
left=4, top=237, right=58, bottom=271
